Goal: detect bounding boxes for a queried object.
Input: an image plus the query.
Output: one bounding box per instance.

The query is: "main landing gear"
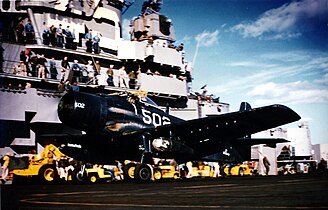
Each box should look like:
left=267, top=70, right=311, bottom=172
left=123, top=160, right=154, bottom=183
left=123, top=133, right=155, bottom=183
left=134, top=163, right=152, bottom=183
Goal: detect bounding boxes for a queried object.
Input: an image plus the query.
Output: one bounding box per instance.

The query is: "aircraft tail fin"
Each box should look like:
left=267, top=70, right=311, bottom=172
left=240, top=102, right=252, bottom=112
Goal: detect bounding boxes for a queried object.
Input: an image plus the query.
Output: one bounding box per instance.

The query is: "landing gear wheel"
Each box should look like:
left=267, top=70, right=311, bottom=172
left=123, top=163, right=136, bottom=181
left=153, top=169, right=162, bottom=180
left=38, top=164, right=58, bottom=184
left=135, top=164, right=152, bottom=183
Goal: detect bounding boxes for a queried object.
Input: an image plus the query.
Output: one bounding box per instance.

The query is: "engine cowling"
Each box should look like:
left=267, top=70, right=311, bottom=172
left=58, top=92, right=108, bottom=132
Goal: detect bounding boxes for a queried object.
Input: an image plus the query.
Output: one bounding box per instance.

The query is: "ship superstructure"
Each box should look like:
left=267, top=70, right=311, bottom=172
left=0, top=0, right=229, bottom=154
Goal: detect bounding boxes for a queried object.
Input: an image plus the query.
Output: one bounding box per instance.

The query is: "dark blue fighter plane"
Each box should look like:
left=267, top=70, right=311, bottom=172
left=57, top=91, right=300, bottom=182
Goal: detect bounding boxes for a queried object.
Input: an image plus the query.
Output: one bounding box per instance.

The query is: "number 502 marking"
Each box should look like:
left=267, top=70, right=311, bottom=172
left=141, top=109, right=171, bottom=126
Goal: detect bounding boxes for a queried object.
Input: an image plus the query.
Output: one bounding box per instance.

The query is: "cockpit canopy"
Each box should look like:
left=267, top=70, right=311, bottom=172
left=139, top=95, right=157, bottom=106
left=110, top=92, right=158, bottom=107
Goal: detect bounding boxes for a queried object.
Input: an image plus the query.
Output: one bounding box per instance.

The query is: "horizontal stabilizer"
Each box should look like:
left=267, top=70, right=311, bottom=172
left=235, top=138, right=289, bottom=148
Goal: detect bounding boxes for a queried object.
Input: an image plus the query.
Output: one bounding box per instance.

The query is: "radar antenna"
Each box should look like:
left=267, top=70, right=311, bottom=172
left=122, top=0, right=136, bottom=15
left=141, top=0, right=163, bottom=15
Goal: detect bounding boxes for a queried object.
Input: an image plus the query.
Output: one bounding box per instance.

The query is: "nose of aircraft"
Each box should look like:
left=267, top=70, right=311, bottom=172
left=58, top=92, right=108, bottom=132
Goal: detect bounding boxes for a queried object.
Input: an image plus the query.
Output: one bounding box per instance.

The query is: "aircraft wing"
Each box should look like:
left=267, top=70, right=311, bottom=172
left=150, top=104, right=300, bottom=146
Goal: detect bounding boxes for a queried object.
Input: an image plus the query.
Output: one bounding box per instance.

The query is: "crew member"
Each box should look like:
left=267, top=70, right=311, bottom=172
left=56, top=24, right=64, bottom=48
left=1, top=152, right=11, bottom=184
left=186, top=161, right=193, bottom=178
left=213, top=162, right=221, bottom=178
left=107, top=65, right=114, bottom=86
left=85, top=29, right=93, bottom=53
left=25, top=19, right=35, bottom=44
left=263, top=155, right=270, bottom=176
left=61, top=56, right=70, bottom=80
left=16, top=20, right=25, bottom=43
left=93, top=33, right=101, bottom=54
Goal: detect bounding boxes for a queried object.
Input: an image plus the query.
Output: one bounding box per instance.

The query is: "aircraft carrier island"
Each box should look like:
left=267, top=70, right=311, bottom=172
left=0, top=0, right=235, bottom=178
left=0, top=0, right=230, bottom=154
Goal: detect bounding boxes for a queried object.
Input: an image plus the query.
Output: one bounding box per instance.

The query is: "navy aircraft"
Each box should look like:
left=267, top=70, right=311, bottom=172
left=57, top=91, right=300, bottom=182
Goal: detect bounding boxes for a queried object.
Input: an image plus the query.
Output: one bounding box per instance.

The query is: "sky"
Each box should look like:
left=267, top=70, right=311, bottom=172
left=123, top=0, right=328, bottom=145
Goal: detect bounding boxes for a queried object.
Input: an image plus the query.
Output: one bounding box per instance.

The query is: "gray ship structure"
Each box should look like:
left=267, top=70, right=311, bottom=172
left=0, top=0, right=229, bottom=155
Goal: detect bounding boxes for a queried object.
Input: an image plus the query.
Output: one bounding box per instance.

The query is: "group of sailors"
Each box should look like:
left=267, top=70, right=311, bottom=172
left=10, top=51, right=139, bottom=89
left=13, top=49, right=57, bottom=79
left=42, top=24, right=101, bottom=54
left=15, top=19, right=35, bottom=44
left=15, top=19, right=101, bottom=54
left=42, top=23, right=76, bottom=50
left=84, top=29, right=101, bottom=54
left=60, top=59, right=137, bottom=89
left=56, top=157, right=78, bottom=182
left=11, top=54, right=190, bottom=92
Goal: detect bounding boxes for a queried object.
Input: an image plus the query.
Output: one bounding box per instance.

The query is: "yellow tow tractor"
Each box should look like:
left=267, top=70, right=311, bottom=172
left=71, top=162, right=123, bottom=184
left=12, top=144, right=68, bottom=184
left=85, top=164, right=115, bottom=183
left=224, top=163, right=253, bottom=176
left=153, top=165, right=180, bottom=180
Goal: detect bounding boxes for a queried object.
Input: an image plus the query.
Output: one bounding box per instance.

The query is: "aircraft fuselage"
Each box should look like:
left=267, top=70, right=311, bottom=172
left=58, top=91, right=191, bottom=163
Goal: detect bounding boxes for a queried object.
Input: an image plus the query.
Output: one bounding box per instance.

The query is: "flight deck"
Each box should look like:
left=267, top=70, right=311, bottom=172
left=2, top=173, right=328, bottom=209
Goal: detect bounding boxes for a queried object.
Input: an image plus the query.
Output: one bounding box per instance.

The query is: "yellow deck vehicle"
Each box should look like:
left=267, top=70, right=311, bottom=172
left=192, top=165, right=212, bottom=177
left=224, top=164, right=253, bottom=176
left=153, top=165, right=180, bottom=180
left=12, top=144, right=68, bottom=183
left=85, top=165, right=119, bottom=183
left=62, top=163, right=123, bottom=184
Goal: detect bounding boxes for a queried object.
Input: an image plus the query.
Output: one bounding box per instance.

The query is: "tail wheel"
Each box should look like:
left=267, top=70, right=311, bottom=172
left=123, top=163, right=136, bottom=181
left=153, top=169, right=162, bottom=180
left=135, top=164, right=152, bottom=183
left=39, top=164, right=58, bottom=184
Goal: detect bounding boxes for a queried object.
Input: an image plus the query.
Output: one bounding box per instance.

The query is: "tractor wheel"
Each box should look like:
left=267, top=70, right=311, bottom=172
left=38, top=164, right=58, bottom=184
left=173, top=173, right=179, bottom=179
left=153, top=169, right=162, bottom=180
left=89, top=173, right=98, bottom=183
left=123, top=163, right=136, bottom=181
